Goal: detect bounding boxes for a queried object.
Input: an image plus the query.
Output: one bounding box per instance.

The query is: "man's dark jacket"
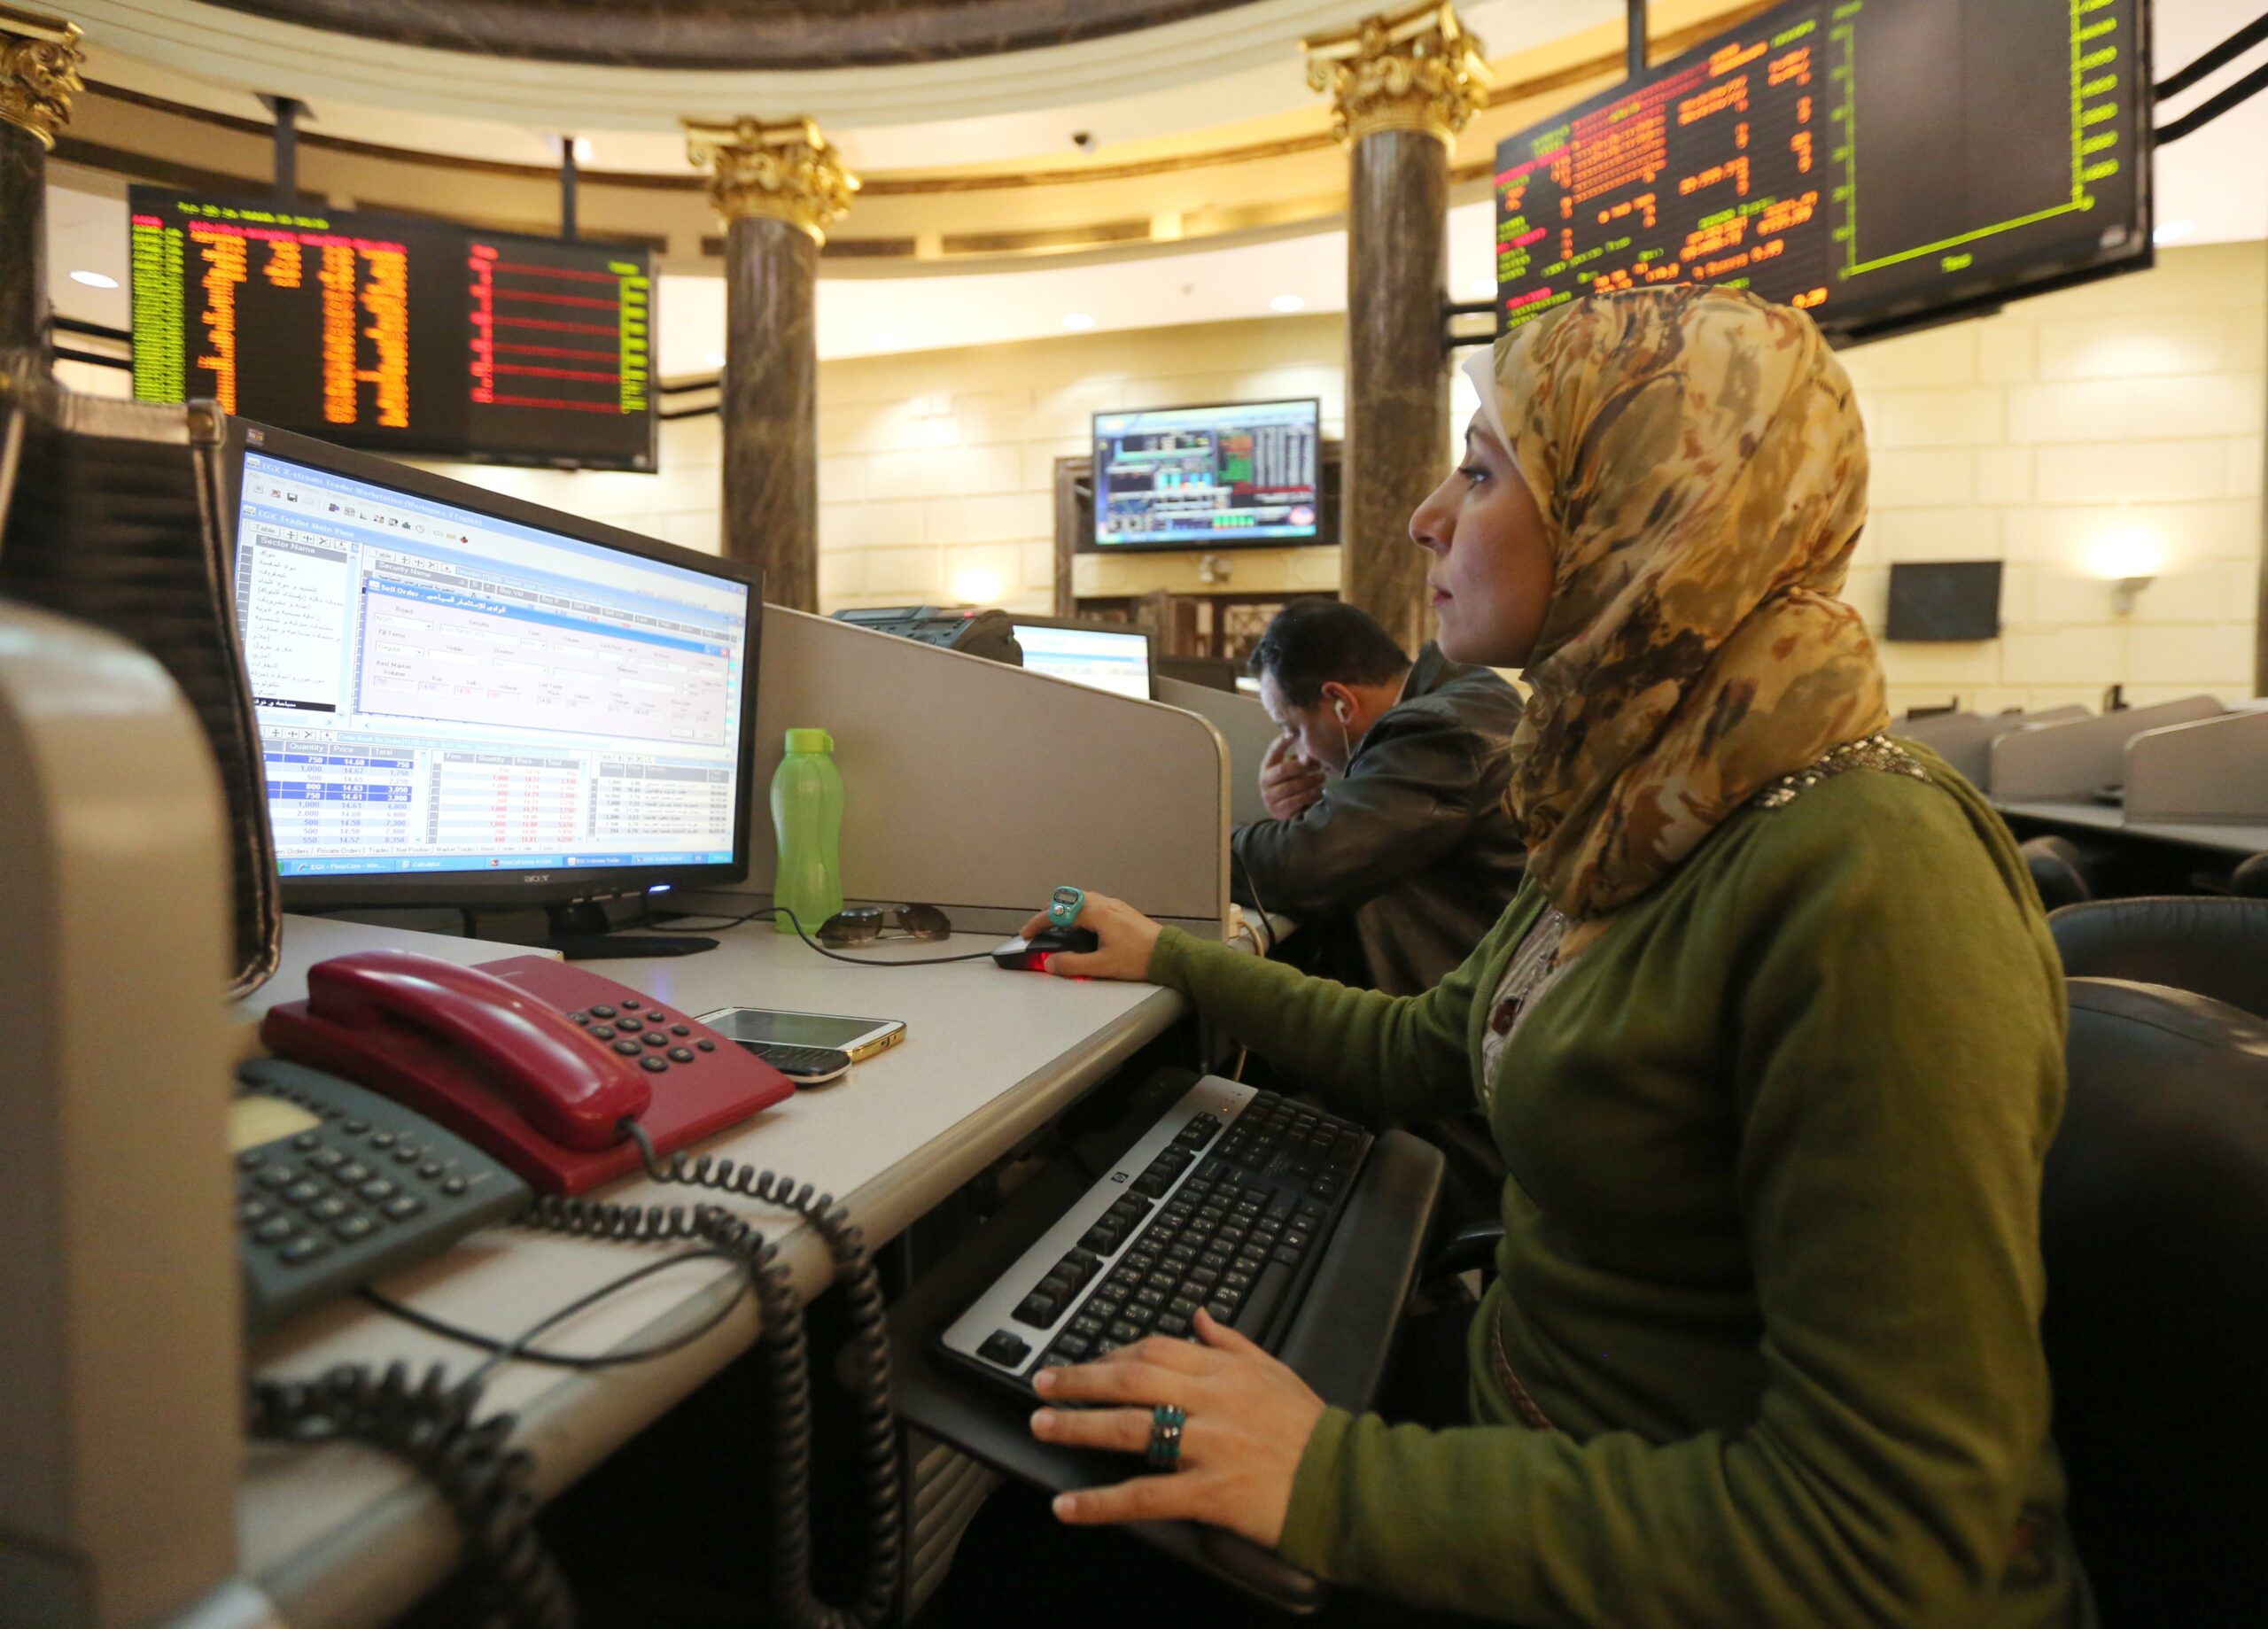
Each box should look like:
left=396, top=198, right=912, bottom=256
left=1231, top=643, right=1526, bottom=996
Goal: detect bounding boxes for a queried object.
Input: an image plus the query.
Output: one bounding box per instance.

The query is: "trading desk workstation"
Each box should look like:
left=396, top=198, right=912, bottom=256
left=1899, top=699, right=2268, bottom=891
left=0, top=372, right=1424, bottom=1629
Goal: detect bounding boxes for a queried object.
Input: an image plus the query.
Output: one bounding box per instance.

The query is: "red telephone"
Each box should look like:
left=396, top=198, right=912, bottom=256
left=260, top=950, right=794, bottom=1195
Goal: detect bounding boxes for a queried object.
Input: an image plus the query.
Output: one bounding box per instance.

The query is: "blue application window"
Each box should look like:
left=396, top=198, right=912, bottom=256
left=233, top=451, right=750, bottom=878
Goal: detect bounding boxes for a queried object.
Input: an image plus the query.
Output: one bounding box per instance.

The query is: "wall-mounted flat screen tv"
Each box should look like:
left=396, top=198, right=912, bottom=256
left=128, top=186, right=655, bottom=470
left=1090, top=398, right=1321, bottom=551
left=1487, top=0, right=2150, bottom=344
left=1886, top=560, right=2003, bottom=641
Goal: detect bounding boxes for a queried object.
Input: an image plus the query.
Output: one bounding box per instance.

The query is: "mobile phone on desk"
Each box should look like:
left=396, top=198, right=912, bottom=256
left=698, top=1007, right=905, bottom=1085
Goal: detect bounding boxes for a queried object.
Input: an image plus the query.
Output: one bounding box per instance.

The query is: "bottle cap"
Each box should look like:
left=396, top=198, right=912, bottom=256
left=784, top=727, right=834, bottom=754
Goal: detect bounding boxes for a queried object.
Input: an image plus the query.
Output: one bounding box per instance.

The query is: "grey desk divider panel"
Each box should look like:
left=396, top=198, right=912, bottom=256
left=718, top=609, right=1230, bottom=935
left=1159, top=673, right=1278, bottom=830
left=2124, top=708, right=2268, bottom=825
left=1988, top=696, right=2224, bottom=801
left=1893, top=706, right=2090, bottom=789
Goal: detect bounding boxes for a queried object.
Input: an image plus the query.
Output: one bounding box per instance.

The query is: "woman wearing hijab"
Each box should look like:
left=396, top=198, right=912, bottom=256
left=1013, top=286, right=2085, bottom=1625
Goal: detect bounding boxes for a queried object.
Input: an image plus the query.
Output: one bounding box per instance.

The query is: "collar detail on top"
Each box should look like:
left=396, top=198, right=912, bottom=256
left=1751, top=733, right=1929, bottom=811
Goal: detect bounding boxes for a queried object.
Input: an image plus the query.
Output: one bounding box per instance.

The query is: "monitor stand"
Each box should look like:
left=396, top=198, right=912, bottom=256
left=501, top=901, right=719, bottom=962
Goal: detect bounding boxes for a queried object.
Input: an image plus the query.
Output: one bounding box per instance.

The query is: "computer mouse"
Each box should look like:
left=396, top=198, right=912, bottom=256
left=991, top=927, right=1099, bottom=971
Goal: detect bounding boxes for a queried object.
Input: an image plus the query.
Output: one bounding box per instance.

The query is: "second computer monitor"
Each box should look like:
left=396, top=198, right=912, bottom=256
left=1007, top=616, right=1156, bottom=702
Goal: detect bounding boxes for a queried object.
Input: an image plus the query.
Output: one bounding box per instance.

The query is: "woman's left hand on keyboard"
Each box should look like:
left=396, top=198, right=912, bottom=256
left=1028, top=1308, right=1327, bottom=1549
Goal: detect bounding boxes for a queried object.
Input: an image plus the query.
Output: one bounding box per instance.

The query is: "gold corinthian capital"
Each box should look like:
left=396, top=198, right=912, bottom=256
left=683, top=115, right=859, bottom=245
left=0, top=4, right=85, bottom=151
left=1303, top=1, right=1489, bottom=146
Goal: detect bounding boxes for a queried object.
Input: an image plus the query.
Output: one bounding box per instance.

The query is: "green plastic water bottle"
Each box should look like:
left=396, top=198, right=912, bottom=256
left=771, top=727, right=844, bottom=935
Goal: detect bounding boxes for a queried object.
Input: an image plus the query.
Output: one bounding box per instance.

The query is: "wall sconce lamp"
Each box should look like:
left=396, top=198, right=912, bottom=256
left=2085, top=525, right=2164, bottom=618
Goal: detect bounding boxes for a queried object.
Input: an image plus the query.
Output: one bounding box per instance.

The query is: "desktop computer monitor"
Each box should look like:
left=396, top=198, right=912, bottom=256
left=222, top=419, right=761, bottom=912
left=1006, top=616, right=1156, bottom=702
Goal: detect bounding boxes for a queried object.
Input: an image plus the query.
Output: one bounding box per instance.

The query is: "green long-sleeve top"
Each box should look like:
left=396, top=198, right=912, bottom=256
left=1147, top=749, right=2087, bottom=1627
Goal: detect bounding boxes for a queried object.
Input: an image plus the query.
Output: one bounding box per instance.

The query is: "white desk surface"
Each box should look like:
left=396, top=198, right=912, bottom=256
left=1995, top=801, right=2268, bottom=857
left=228, top=915, right=1188, bottom=1629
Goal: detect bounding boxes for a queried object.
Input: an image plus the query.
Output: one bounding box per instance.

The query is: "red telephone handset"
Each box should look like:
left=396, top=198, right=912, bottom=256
left=261, top=950, right=794, bottom=1194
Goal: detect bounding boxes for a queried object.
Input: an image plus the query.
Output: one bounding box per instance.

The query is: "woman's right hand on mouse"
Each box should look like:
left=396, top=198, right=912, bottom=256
left=1019, top=890, right=1161, bottom=982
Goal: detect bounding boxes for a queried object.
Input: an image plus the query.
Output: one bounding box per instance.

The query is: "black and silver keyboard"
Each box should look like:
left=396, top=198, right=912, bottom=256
left=939, top=1077, right=1371, bottom=1395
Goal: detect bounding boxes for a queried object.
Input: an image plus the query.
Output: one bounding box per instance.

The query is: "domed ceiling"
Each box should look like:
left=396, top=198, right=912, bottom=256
left=199, top=0, right=1270, bottom=70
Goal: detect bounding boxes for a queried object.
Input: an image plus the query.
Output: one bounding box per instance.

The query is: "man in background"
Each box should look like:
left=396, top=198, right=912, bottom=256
left=1233, top=598, right=1526, bottom=997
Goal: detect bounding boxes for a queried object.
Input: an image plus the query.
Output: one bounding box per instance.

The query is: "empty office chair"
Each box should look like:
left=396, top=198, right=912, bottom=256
left=2047, top=897, right=2268, bottom=1020
left=2230, top=851, right=2268, bottom=899
left=2018, top=835, right=2097, bottom=911
left=0, top=353, right=278, bottom=994
left=2043, top=979, right=2268, bottom=1625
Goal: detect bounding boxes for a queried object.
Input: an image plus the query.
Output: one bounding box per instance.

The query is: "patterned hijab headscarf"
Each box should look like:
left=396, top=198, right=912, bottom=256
left=1461, top=284, right=1888, bottom=921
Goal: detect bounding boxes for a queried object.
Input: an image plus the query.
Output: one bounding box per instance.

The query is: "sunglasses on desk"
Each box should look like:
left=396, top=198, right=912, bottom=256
left=818, top=904, right=953, bottom=946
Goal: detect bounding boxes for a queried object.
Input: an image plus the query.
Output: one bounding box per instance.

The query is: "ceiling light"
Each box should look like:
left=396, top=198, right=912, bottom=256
left=1270, top=294, right=1306, bottom=314
left=69, top=269, right=118, bottom=289
left=2153, top=219, right=2195, bottom=245
left=703, top=351, right=726, bottom=369
left=1061, top=313, right=1096, bottom=331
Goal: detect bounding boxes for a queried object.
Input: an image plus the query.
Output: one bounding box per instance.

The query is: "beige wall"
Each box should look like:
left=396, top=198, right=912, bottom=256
left=1838, top=239, right=2266, bottom=715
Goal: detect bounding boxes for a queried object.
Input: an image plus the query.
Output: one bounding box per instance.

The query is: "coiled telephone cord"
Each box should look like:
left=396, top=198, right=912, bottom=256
left=525, top=1152, right=904, bottom=1629
left=246, top=1361, right=572, bottom=1629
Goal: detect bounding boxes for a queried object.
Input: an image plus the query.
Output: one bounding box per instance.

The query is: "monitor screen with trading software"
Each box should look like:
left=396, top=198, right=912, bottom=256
left=1008, top=617, right=1157, bottom=702
left=1488, top=0, right=2150, bottom=343
left=224, top=420, right=759, bottom=908
left=131, top=188, right=655, bottom=470
left=1091, top=399, right=1320, bottom=550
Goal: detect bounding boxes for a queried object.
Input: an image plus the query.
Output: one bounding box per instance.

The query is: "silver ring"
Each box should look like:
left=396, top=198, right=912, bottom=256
left=1146, top=1404, right=1186, bottom=1471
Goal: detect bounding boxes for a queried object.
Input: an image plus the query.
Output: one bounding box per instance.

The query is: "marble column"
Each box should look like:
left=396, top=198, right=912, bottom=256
left=0, top=7, right=83, bottom=358
left=1307, top=4, right=1487, bottom=656
left=685, top=116, right=858, bottom=613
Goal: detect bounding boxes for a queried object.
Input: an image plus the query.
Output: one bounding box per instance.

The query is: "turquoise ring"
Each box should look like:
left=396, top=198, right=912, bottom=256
left=1146, top=1403, right=1186, bottom=1471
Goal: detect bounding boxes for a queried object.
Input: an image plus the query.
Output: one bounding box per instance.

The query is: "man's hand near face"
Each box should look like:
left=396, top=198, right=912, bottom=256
left=1259, top=731, right=1327, bottom=821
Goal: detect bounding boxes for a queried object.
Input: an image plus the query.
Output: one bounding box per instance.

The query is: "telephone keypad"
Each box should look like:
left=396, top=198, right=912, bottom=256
left=611, top=1039, right=641, bottom=1057
left=640, top=1056, right=669, bottom=1073
left=237, top=1059, right=535, bottom=1334
left=667, top=1047, right=694, bottom=1063
left=590, top=1025, right=615, bottom=1039
left=589, top=1004, right=617, bottom=1019
left=641, top=1032, right=668, bottom=1048
left=617, top=1015, right=643, bottom=1031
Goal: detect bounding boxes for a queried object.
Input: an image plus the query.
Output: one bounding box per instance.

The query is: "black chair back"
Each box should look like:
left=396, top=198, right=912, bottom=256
left=2048, top=896, right=2268, bottom=1020
left=0, top=355, right=278, bottom=996
left=2044, top=979, right=2268, bottom=1624
left=2019, top=834, right=2096, bottom=911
